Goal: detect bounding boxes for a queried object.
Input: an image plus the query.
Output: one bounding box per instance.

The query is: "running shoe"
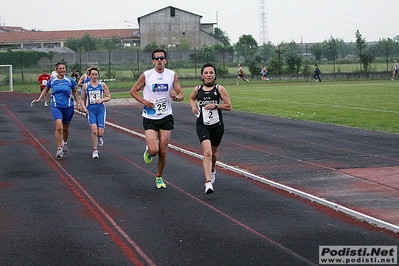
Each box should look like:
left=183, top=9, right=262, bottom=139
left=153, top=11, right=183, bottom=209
left=98, top=137, right=104, bottom=147
left=155, top=176, right=166, bottom=189
left=143, top=146, right=152, bottom=164
left=246, top=79, right=250, bottom=83
left=62, top=141, right=68, bottom=155
left=211, top=169, right=216, bottom=184
left=44, top=102, right=48, bottom=107
left=204, top=181, right=214, bottom=194
left=55, top=148, right=64, bottom=158
left=92, top=150, right=99, bottom=159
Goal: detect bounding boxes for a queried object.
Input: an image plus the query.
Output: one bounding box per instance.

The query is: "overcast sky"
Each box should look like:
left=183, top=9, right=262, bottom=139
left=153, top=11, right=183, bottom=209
left=2, top=0, right=398, bottom=45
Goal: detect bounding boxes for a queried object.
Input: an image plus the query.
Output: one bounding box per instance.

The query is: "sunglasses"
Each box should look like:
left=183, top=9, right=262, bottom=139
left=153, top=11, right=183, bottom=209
left=153, top=56, right=166, bottom=61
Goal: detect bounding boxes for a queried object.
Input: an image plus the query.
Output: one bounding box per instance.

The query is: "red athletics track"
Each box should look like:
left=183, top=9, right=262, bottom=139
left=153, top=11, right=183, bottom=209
left=1, top=91, right=399, bottom=265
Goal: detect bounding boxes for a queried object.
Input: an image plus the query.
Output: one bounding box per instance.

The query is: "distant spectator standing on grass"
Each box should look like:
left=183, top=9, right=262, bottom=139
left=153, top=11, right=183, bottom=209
left=189, top=62, right=232, bottom=194
left=130, top=49, right=184, bottom=189
left=80, top=66, right=111, bottom=159
left=236, top=63, right=249, bottom=85
left=313, top=64, right=322, bottom=82
left=70, top=68, right=80, bottom=83
left=391, top=60, right=399, bottom=81
left=37, top=69, right=51, bottom=107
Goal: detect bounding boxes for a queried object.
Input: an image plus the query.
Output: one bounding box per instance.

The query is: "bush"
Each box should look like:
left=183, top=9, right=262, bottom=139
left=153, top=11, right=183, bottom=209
left=217, top=65, right=229, bottom=77
left=248, top=61, right=259, bottom=77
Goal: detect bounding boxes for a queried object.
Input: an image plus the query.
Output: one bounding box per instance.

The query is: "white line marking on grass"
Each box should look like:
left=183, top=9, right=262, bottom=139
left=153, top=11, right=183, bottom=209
left=242, top=97, right=399, bottom=114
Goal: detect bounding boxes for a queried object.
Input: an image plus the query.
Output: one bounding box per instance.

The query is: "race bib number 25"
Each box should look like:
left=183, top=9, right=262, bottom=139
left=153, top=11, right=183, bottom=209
left=154, top=97, right=169, bottom=115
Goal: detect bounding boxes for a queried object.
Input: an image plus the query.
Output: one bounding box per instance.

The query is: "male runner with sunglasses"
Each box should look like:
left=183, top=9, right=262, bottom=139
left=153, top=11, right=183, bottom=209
left=130, top=49, right=184, bottom=189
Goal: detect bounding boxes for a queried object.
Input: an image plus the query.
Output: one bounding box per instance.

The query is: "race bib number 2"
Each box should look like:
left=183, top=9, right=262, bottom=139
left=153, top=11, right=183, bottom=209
left=202, top=108, right=220, bottom=125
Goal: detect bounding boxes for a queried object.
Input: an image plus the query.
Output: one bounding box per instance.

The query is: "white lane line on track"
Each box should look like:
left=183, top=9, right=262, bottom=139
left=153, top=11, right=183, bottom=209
left=105, top=118, right=399, bottom=234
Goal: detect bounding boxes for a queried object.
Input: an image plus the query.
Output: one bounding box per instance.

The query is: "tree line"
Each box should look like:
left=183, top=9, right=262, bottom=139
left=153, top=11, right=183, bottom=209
left=62, top=28, right=399, bottom=76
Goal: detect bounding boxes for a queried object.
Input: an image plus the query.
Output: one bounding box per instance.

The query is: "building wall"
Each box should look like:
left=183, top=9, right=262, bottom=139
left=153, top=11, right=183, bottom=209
left=0, top=29, right=139, bottom=50
left=139, top=7, right=202, bottom=49
left=200, top=31, right=223, bottom=47
left=200, top=24, right=214, bottom=34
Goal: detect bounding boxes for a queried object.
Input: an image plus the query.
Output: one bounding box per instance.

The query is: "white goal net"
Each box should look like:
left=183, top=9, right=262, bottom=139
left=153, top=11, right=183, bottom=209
left=0, top=65, right=13, bottom=92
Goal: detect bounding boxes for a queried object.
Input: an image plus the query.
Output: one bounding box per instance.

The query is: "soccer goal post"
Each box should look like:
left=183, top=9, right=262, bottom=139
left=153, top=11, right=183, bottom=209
left=0, top=65, right=13, bottom=92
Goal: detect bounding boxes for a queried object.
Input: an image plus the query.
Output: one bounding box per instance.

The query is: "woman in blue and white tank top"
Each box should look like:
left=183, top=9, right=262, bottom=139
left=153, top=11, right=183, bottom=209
left=80, top=66, right=111, bottom=159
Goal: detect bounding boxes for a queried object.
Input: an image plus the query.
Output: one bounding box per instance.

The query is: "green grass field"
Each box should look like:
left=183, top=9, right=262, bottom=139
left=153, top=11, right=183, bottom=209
left=2, top=79, right=398, bottom=134
left=223, top=81, right=399, bottom=134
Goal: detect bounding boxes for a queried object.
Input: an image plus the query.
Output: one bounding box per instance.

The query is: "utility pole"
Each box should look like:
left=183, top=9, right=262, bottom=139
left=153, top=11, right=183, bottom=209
left=259, top=0, right=269, bottom=45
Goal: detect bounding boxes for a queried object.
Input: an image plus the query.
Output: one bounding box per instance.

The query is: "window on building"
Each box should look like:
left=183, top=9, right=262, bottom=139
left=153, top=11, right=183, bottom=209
left=170, top=7, right=175, bottom=17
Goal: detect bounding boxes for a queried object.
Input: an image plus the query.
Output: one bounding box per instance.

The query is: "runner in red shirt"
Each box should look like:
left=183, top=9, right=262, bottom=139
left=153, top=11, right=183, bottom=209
left=37, top=69, right=51, bottom=107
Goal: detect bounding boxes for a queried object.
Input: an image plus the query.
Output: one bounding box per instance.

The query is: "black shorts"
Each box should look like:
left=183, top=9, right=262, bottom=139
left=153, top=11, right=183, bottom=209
left=143, top=114, right=174, bottom=131
left=196, top=123, right=224, bottom=147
